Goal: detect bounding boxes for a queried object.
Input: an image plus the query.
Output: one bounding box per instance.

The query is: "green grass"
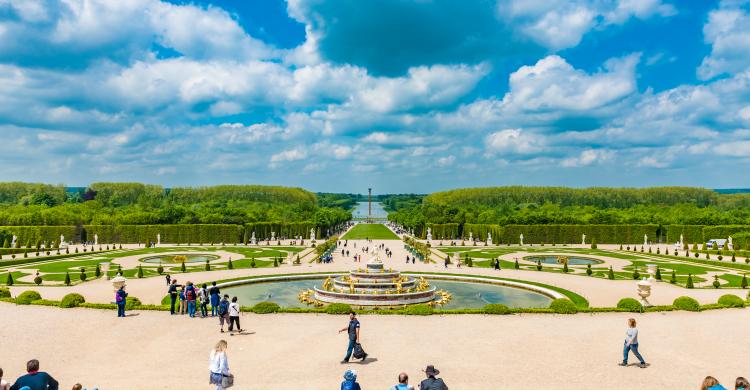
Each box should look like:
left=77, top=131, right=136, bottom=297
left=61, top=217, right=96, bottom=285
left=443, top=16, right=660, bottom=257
left=341, top=224, right=399, bottom=240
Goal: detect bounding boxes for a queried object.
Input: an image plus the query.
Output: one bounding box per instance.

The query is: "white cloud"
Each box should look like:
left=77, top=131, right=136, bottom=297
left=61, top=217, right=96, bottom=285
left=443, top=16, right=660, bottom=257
left=436, top=155, right=456, bottom=167
left=485, top=128, right=545, bottom=154
left=560, top=149, right=614, bottom=167
left=699, top=5, right=750, bottom=79
left=270, top=147, right=307, bottom=164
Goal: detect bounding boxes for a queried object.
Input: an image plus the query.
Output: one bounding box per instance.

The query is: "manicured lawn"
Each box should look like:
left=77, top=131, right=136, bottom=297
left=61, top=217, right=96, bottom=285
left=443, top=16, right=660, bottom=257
left=341, top=224, right=399, bottom=240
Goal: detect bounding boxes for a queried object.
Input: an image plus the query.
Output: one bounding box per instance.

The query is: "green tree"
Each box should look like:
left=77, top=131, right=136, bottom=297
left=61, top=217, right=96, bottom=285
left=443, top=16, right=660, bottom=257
left=686, top=274, right=694, bottom=289
left=514, top=259, right=520, bottom=269
left=608, top=266, right=615, bottom=280
left=670, top=270, right=676, bottom=284
left=741, top=274, right=748, bottom=289
left=205, top=260, right=211, bottom=271
left=712, top=275, right=720, bottom=289
left=536, top=260, right=542, bottom=271
left=632, top=267, right=640, bottom=280
left=79, top=268, right=87, bottom=282
left=563, top=261, right=569, bottom=273
left=180, top=261, right=186, bottom=272
left=95, top=264, right=101, bottom=278
left=64, top=272, right=70, bottom=286
left=6, top=273, right=13, bottom=286
left=250, top=258, right=257, bottom=268
left=137, top=265, right=144, bottom=278
left=228, top=258, right=234, bottom=269
left=586, top=264, right=592, bottom=276
left=655, top=267, right=662, bottom=280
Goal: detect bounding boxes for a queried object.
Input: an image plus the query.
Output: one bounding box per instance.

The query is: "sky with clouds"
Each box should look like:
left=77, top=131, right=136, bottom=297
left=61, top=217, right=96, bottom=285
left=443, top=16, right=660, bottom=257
left=1, top=0, right=749, bottom=193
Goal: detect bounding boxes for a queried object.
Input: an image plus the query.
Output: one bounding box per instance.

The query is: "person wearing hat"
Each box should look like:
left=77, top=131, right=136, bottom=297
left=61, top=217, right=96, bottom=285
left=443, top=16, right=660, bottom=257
left=419, top=365, right=447, bottom=390
left=340, top=369, right=361, bottom=390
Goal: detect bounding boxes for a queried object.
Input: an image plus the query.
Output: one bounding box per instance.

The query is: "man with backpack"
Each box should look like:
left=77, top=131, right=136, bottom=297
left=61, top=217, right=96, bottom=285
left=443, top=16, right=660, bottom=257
left=115, top=285, right=128, bottom=318
left=184, top=282, right=197, bottom=318
left=218, top=294, right=230, bottom=333
left=339, top=311, right=366, bottom=363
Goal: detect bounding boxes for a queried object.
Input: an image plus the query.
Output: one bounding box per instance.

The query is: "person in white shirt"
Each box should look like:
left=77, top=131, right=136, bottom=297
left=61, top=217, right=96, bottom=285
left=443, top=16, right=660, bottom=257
left=228, top=296, right=243, bottom=333
left=619, top=318, right=647, bottom=368
left=209, top=340, right=232, bottom=390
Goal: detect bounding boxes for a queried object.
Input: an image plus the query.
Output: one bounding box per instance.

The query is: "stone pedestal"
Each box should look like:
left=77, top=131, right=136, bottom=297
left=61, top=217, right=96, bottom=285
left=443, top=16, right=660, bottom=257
left=637, top=278, right=652, bottom=307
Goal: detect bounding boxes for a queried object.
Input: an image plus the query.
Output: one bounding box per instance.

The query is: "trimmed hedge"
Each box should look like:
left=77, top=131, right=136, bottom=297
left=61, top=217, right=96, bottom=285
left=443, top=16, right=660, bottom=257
left=0, top=226, right=79, bottom=246
left=404, top=304, right=434, bottom=315
left=60, top=293, right=86, bottom=308
left=16, top=290, right=42, bottom=305
left=0, top=286, right=10, bottom=298
left=483, top=303, right=511, bottom=315
left=251, top=301, right=280, bottom=314
left=616, top=298, right=643, bottom=312
left=425, top=223, right=460, bottom=240
left=673, top=296, right=701, bottom=312
left=462, top=224, right=503, bottom=242
left=325, top=303, right=352, bottom=315
left=717, top=294, right=745, bottom=308
left=125, top=296, right=142, bottom=310
left=500, top=225, right=658, bottom=244
left=84, top=224, right=244, bottom=244
left=244, top=222, right=318, bottom=241
left=549, top=298, right=578, bottom=314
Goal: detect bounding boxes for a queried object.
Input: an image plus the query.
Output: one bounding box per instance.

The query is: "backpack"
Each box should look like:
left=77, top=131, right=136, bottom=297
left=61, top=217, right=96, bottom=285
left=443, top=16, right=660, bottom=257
left=115, top=292, right=123, bottom=303
left=219, top=300, right=229, bottom=316
left=186, top=287, right=196, bottom=301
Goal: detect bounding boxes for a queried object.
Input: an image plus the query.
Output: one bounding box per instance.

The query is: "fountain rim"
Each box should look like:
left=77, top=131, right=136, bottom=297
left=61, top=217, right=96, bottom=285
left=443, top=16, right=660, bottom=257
left=214, top=273, right=566, bottom=300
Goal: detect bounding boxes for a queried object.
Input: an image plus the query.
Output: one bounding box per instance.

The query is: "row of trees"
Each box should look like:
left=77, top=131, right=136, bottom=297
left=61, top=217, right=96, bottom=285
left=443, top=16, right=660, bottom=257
left=0, top=182, right=350, bottom=227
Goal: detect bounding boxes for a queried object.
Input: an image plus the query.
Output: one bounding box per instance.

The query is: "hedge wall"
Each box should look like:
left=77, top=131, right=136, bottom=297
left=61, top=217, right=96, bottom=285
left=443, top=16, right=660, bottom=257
left=499, top=225, right=659, bottom=244
left=701, top=225, right=750, bottom=241
left=244, top=222, right=317, bottom=241
left=664, top=225, right=704, bottom=244
left=83, top=225, right=244, bottom=244
left=0, top=226, right=79, bottom=245
left=425, top=223, right=459, bottom=239
left=462, top=224, right=503, bottom=242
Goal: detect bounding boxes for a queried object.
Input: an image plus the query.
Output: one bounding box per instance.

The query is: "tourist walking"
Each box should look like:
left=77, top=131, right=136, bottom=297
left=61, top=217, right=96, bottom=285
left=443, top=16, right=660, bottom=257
left=9, top=359, right=59, bottom=390
left=736, top=377, right=749, bottom=390
left=209, top=340, right=233, bottom=390
left=210, top=282, right=221, bottom=316
left=199, top=283, right=209, bottom=317
left=390, top=372, right=413, bottom=390
left=339, top=311, right=366, bottom=363
left=185, top=282, right=197, bottom=318
left=115, top=285, right=127, bottom=318
left=701, top=376, right=727, bottom=390
left=494, top=258, right=500, bottom=270
left=619, top=318, right=646, bottom=368
left=218, top=295, right=230, bottom=332
left=168, top=279, right=180, bottom=315
left=419, top=365, right=447, bottom=390
left=0, top=367, right=9, bottom=390
left=340, top=369, right=361, bottom=390
left=228, top=296, right=243, bottom=332
left=165, top=273, right=170, bottom=286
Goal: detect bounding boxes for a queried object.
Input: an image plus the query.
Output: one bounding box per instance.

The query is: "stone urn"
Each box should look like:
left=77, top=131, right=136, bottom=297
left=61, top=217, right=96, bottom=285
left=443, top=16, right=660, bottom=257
left=637, top=277, right=652, bottom=307
left=646, top=264, right=657, bottom=281
left=112, top=275, right=127, bottom=292
left=101, top=262, right=111, bottom=280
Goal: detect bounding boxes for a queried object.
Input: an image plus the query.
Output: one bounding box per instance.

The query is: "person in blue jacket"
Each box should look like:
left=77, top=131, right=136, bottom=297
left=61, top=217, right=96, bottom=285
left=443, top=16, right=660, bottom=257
left=209, top=281, right=221, bottom=316
left=340, top=369, right=361, bottom=390
left=9, top=359, right=58, bottom=390
left=115, top=286, right=128, bottom=318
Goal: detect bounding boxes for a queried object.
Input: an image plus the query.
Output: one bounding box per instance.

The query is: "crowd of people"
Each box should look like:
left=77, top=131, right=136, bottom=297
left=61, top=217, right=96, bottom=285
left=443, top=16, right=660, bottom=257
left=164, top=278, right=244, bottom=333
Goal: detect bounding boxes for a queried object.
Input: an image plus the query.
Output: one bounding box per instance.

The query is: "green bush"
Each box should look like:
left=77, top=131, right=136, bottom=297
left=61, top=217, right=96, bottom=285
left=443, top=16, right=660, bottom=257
left=157, top=264, right=164, bottom=275
left=250, top=258, right=257, bottom=268
left=742, top=274, right=748, bottom=289
left=616, top=298, right=643, bottom=312
left=228, top=258, right=234, bottom=269
left=137, top=265, right=144, bottom=278
left=686, top=274, right=694, bottom=289
left=549, top=298, right=578, bottom=314
left=251, top=301, right=280, bottom=314
left=6, top=273, right=13, bottom=286
left=33, top=275, right=42, bottom=285
left=125, top=296, right=142, bottom=310
left=608, top=266, right=615, bottom=280
left=632, top=267, right=640, bottom=280
left=64, top=272, right=70, bottom=286
left=0, top=286, right=10, bottom=298
left=712, top=275, right=720, bottom=289
left=717, top=294, right=745, bottom=308
left=670, top=270, right=677, bottom=284
left=16, top=290, right=42, bottom=305
left=673, top=296, right=701, bottom=312
left=483, top=303, right=511, bottom=315
left=514, top=259, right=519, bottom=269
left=60, top=293, right=86, bottom=308
left=655, top=267, right=662, bottom=280
left=325, top=303, right=352, bottom=314
left=586, top=264, right=592, bottom=276
left=405, top=304, right=433, bottom=315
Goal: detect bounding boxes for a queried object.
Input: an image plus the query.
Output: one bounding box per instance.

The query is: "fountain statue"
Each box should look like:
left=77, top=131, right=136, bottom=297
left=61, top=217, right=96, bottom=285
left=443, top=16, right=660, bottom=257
left=582, top=233, right=586, bottom=245
left=323, top=277, right=333, bottom=291
left=487, top=232, right=492, bottom=246
left=519, top=233, right=524, bottom=246
left=644, top=234, right=648, bottom=246
left=426, top=227, right=432, bottom=242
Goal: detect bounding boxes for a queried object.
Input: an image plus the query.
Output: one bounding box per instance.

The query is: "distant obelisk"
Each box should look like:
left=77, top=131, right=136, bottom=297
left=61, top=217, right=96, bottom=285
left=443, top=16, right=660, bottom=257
left=368, top=188, right=372, bottom=222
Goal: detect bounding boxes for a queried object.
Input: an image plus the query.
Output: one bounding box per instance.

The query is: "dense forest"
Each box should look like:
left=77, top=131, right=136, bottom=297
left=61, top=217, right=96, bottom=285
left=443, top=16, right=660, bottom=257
left=0, top=182, right=350, bottom=227
left=387, top=187, right=750, bottom=236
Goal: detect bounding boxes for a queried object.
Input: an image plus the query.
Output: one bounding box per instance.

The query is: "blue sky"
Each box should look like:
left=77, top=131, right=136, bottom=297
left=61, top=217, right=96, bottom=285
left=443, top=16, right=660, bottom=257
left=1, top=0, right=749, bottom=193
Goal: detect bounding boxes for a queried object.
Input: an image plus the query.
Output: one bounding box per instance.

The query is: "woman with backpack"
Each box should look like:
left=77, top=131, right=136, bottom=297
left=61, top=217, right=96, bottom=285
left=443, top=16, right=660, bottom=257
left=185, top=282, right=197, bottom=318
left=115, top=285, right=128, bottom=318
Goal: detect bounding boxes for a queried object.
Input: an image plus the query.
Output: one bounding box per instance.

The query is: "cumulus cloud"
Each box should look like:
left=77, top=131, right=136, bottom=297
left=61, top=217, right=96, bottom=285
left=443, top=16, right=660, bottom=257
left=699, top=3, right=750, bottom=79
left=485, top=128, right=546, bottom=154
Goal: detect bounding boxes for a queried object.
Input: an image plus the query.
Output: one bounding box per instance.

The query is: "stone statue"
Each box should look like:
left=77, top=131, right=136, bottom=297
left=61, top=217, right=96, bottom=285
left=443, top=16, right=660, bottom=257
left=157, top=233, right=161, bottom=245
left=679, top=234, right=684, bottom=246
left=310, top=228, right=316, bottom=241
left=728, top=236, right=733, bottom=250
left=519, top=233, right=524, bottom=246
left=487, top=232, right=492, bottom=245
left=426, top=227, right=432, bottom=241
left=94, top=234, right=98, bottom=245
left=11, top=235, right=17, bottom=247
left=469, top=232, right=473, bottom=242
left=271, top=231, right=276, bottom=241
left=581, top=233, right=586, bottom=245
left=251, top=232, right=256, bottom=245
left=60, top=234, right=65, bottom=245
left=644, top=234, right=648, bottom=246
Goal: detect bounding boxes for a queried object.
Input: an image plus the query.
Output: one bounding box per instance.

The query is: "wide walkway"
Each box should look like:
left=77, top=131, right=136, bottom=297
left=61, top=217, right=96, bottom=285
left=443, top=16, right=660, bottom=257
left=0, top=303, right=747, bottom=389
